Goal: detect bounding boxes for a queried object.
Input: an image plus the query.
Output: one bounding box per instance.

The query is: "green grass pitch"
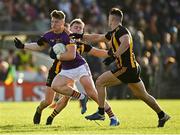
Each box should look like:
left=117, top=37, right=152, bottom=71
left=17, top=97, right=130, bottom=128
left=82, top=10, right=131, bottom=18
left=0, top=100, right=180, bottom=134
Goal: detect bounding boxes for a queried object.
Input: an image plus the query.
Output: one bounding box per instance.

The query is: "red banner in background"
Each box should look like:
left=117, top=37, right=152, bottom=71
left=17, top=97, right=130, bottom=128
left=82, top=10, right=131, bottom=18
left=0, top=82, right=46, bottom=101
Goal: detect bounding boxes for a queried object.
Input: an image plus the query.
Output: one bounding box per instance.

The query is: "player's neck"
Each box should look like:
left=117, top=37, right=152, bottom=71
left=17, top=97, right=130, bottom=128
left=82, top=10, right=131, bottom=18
left=111, top=23, right=121, bottom=30
left=54, top=28, right=64, bottom=34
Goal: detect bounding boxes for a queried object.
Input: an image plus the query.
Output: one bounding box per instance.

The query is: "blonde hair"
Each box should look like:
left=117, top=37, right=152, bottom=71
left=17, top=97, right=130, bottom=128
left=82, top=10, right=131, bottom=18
left=50, top=10, right=65, bottom=20
left=70, top=18, right=85, bottom=27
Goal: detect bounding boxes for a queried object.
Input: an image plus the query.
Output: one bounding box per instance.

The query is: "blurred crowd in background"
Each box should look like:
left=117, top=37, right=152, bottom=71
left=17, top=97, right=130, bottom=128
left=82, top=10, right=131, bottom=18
left=0, top=0, right=180, bottom=98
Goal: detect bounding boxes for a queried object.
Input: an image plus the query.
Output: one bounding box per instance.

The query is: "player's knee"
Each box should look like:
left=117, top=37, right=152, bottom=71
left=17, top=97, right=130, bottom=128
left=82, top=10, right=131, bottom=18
left=86, top=90, right=96, bottom=99
left=51, top=82, right=58, bottom=91
left=51, top=83, right=63, bottom=93
left=61, top=85, right=70, bottom=93
left=96, top=77, right=105, bottom=87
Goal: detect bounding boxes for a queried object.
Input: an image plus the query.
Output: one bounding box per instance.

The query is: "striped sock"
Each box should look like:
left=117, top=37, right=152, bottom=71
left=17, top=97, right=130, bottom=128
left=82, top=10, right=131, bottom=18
left=50, top=109, right=59, bottom=118
left=105, top=107, right=115, bottom=118
left=71, top=90, right=84, bottom=99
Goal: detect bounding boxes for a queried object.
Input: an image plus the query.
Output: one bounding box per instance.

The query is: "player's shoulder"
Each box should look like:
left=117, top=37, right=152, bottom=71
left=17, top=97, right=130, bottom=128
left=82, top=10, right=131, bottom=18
left=43, top=29, right=54, bottom=36
left=46, top=29, right=54, bottom=34
left=116, top=25, right=129, bottom=37
left=43, top=29, right=68, bottom=35
left=117, top=25, right=128, bottom=33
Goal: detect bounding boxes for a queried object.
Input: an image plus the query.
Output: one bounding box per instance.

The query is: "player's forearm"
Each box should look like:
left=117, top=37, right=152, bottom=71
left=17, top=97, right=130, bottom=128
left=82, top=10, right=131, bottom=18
left=83, top=34, right=105, bottom=43
left=89, top=48, right=109, bottom=58
left=24, top=43, right=46, bottom=51
left=59, top=52, right=76, bottom=61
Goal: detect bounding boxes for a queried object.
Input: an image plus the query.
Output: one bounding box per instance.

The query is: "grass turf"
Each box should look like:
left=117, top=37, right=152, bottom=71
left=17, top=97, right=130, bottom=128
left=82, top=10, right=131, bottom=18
left=0, top=100, right=180, bottom=134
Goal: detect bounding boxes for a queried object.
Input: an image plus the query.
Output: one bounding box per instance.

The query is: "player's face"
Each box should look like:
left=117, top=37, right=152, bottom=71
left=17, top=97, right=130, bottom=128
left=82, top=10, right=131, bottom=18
left=70, top=23, right=84, bottom=34
left=108, top=15, right=115, bottom=30
left=51, top=17, right=65, bottom=32
left=108, top=15, right=120, bottom=30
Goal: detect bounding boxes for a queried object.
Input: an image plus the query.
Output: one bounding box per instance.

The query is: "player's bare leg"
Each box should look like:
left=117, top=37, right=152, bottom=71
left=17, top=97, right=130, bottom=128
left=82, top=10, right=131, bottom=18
left=39, top=87, right=55, bottom=111
left=33, top=86, right=55, bottom=124
left=46, top=82, right=74, bottom=125
left=80, top=75, right=119, bottom=125
left=128, top=81, right=170, bottom=127
left=85, top=71, right=121, bottom=126
left=96, top=71, right=122, bottom=108
left=46, top=96, right=70, bottom=125
left=49, top=93, right=60, bottom=108
left=51, top=74, right=88, bottom=111
left=52, top=75, right=74, bottom=95
left=52, top=74, right=87, bottom=99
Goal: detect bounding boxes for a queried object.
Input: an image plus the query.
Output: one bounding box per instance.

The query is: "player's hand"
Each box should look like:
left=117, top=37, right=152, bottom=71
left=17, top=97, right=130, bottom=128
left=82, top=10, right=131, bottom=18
left=69, top=33, right=83, bottom=39
left=103, top=56, right=116, bottom=66
left=107, top=48, right=114, bottom=56
left=103, top=48, right=116, bottom=65
left=49, top=48, right=56, bottom=59
left=14, top=37, right=24, bottom=49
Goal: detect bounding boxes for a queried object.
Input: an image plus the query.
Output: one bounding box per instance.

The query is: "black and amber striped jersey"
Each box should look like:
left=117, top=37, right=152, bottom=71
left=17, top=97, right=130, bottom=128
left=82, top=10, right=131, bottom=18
left=76, top=41, right=93, bottom=55
left=46, top=59, right=61, bottom=86
left=105, top=25, right=137, bottom=69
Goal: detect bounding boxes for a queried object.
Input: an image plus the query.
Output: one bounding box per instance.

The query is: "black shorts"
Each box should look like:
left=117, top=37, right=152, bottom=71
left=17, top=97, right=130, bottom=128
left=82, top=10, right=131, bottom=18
left=46, top=59, right=61, bottom=87
left=111, top=63, right=141, bottom=83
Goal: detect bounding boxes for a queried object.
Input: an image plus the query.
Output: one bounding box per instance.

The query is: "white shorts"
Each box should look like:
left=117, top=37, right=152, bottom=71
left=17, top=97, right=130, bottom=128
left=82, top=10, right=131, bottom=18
left=59, top=63, right=92, bottom=81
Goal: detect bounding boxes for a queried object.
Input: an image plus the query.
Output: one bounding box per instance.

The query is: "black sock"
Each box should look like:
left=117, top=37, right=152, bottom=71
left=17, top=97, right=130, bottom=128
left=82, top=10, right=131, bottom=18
left=37, top=106, right=41, bottom=114
left=98, top=107, right=105, bottom=115
left=158, top=111, right=165, bottom=119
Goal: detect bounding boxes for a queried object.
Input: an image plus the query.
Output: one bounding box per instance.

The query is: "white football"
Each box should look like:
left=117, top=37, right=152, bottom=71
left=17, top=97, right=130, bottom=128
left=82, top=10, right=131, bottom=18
left=53, top=43, right=66, bottom=55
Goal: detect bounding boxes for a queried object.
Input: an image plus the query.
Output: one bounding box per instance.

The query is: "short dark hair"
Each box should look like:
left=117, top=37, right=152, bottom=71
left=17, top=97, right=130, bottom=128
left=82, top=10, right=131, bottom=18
left=70, top=18, right=85, bottom=27
left=109, top=8, right=123, bottom=22
left=50, top=10, right=65, bottom=20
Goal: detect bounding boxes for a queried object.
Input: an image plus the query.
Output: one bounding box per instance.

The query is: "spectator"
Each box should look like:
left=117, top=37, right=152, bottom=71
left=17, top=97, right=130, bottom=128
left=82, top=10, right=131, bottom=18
left=34, top=65, right=48, bottom=82
left=0, top=61, right=9, bottom=82
left=140, top=56, right=152, bottom=91
left=160, top=32, right=178, bottom=80
left=15, top=50, right=36, bottom=71
left=170, top=26, right=180, bottom=77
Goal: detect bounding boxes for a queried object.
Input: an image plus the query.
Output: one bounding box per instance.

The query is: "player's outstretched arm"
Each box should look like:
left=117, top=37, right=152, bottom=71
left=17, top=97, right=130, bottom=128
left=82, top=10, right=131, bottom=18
left=88, top=47, right=109, bottom=58
left=14, top=37, right=48, bottom=51
left=70, top=33, right=107, bottom=43
left=24, top=42, right=47, bottom=51
left=83, top=34, right=107, bottom=43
